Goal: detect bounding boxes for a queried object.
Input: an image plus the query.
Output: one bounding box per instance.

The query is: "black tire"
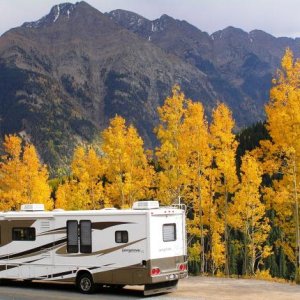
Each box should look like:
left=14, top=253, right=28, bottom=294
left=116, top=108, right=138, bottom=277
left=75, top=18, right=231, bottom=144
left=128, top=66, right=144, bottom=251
left=23, top=279, right=32, bottom=283
left=77, top=272, right=95, bottom=294
left=110, top=284, right=125, bottom=290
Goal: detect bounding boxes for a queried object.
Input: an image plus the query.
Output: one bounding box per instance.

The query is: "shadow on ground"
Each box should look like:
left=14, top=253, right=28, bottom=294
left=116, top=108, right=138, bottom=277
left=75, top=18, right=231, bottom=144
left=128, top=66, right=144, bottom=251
left=0, top=279, right=148, bottom=298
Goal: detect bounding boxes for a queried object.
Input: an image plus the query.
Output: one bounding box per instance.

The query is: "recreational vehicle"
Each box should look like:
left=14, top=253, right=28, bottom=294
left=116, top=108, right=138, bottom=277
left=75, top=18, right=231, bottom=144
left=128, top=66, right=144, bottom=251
left=0, top=201, right=187, bottom=295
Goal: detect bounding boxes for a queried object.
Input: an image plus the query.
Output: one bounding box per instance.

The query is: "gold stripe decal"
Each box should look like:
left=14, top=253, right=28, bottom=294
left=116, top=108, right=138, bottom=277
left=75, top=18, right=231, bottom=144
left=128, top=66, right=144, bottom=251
left=56, top=237, right=146, bottom=256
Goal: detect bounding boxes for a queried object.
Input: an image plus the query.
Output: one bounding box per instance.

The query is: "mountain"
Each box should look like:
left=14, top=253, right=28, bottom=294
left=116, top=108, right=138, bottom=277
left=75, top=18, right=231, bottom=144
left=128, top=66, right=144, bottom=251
left=0, top=2, right=217, bottom=170
left=0, top=2, right=299, bottom=170
left=107, top=10, right=300, bottom=124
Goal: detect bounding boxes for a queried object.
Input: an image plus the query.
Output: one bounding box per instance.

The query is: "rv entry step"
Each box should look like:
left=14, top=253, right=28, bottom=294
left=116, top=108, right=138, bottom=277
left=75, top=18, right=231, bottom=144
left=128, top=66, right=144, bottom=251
left=144, top=280, right=178, bottom=296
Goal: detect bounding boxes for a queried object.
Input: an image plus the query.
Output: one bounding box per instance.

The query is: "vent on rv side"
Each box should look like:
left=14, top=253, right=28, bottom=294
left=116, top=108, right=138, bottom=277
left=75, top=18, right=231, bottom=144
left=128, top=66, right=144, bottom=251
left=20, top=204, right=45, bottom=211
left=132, top=201, right=159, bottom=210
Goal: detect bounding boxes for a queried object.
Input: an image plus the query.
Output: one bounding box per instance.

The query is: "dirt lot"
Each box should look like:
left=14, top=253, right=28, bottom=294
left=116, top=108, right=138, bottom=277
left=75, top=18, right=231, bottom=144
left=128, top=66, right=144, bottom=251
left=162, top=276, right=300, bottom=300
left=0, top=276, right=300, bottom=299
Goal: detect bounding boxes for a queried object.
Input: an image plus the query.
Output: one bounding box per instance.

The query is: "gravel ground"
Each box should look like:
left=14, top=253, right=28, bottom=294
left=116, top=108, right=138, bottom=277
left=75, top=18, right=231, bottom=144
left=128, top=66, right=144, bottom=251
left=0, top=276, right=300, bottom=299
left=166, top=276, right=300, bottom=300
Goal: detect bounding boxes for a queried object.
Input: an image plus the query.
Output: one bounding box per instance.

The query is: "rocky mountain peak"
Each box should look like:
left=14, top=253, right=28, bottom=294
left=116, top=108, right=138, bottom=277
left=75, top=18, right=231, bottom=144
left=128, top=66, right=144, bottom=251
left=158, top=14, right=175, bottom=25
left=109, top=9, right=146, bottom=24
left=2, top=2, right=300, bottom=169
left=106, top=9, right=149, bottom=31
left=211, top=26, right=248, bottom=41
left=22, top=2, right=78, bottom=29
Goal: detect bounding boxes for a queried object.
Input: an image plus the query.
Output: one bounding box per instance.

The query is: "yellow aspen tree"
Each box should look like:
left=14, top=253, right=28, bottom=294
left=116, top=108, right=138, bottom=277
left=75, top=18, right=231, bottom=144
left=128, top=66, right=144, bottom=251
left=188, top=241, right=201, bottom=273
left=22, top=144, right=52, bottom=210
left=230, top=153, right=271, bottom=275
left=205, top=167, right=225, bottom=274
left=155, top=85, right=189, bottom=205
left=0, top=135, right=23, bottom=210
left=56, top=179, right=89, bottom=210
left=182, top=100, right=212, bottom=273
left=210, top=103, right=238, bottom=276
left=210, top=217, right=226, bottom=275
left=0, top=135, right=52, bottom=210
left=72, top=146, right=105, bottom=209
left=55, top=145, right=105, bottom=210
left=254, top=141, right=298, bottom=276
left=265, top=49, right=300, bottom=281
left=262, top=146, right=300, bottom=277
left=102, top=116, right=154, bottom=208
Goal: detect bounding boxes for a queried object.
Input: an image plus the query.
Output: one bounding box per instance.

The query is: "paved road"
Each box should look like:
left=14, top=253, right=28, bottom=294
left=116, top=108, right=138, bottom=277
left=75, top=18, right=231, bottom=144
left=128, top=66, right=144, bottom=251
left=1, top=277, right=300, bottom=300
left=0, top=280, right=145, bottom=300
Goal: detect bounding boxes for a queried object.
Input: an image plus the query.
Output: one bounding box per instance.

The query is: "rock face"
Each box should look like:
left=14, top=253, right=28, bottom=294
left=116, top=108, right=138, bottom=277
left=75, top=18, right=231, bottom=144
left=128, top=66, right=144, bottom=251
left=0, top=2, right=217, bottom=168
left=108, top=10, right=300, bottom=124
left=0, top=2, right=299, bottom=168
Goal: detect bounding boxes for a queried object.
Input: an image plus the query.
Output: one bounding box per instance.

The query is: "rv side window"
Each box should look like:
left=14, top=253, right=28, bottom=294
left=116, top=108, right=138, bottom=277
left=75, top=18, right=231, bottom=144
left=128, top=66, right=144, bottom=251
left=115, top=231, right=128, bottom=243
left=163, top=224, right=176, bottom=242
left=67, top=220, right=78, bottom=253
left=80, top=220, right=92, bottom=253
left=12, top=228, right=36, bottom=241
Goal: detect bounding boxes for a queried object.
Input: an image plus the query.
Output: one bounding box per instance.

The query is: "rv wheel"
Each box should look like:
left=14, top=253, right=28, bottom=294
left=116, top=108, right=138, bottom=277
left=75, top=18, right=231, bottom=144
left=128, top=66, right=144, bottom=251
left=110, top=284, right=125, bottom=290
left=77, top=272, right=95, bottom=294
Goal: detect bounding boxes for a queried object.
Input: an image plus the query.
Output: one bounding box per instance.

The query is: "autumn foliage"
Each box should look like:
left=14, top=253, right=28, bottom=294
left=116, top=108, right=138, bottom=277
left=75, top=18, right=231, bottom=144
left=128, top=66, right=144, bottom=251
left=1, top=49, right=300, bottom=281
left=0, top=135, right=52, bottom=210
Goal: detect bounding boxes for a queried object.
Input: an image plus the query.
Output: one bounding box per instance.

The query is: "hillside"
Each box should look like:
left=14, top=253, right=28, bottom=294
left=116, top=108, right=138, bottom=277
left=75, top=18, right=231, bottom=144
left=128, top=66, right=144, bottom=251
left=108, top=9, right=300, bottom=125
left=0, top=2, right=217, bottom=169
left=0, top=2, right=299, bottom=168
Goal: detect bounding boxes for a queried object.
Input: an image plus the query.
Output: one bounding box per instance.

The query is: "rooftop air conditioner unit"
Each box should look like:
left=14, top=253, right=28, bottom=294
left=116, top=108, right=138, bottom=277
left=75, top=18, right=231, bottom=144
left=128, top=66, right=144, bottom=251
left=20, top=204, right=45, bottom=212
left=132, top=201, right=159, bottom=210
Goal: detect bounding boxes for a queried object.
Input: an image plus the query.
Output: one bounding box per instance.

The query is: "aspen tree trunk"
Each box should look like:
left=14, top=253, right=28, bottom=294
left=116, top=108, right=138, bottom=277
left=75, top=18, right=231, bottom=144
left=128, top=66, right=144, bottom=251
left=91, top=187, right=94, bottom=210
left=292, top=158, right=300, bottom=281
left=243, top=225, right=248, bottom=276
left=200, top=215, right=205, bottom=273
left=198, top=186, right=205, bottom=274
left=208, top=183, right=214, bottom=275
left=251, top=214, right=255, bottom=275
left=197, top=154, right=205, bottom=274
left=224, top=183, right=230, bottom=276
left=119, top=174, right=125, bottom=207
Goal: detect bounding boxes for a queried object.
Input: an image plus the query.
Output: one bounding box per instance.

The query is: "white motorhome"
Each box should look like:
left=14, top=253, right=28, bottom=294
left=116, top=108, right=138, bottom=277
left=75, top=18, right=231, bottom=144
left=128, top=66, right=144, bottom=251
left=0, top=201, right=187, bottom=295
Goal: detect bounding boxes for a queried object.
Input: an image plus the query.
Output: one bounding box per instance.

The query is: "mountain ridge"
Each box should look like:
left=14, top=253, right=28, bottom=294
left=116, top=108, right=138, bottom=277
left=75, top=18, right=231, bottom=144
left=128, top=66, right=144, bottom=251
left=107, top=8, right=300, bottom=123
left=0, top=2, right=299, bottom=170
left=0, top=1, right=218, bottom=170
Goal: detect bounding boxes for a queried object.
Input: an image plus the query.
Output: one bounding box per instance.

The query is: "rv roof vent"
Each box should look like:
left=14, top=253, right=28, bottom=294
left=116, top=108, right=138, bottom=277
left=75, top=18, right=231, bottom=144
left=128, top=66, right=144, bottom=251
left=21, top=204, right=45, bottom=212
left=132, top=201, right=159, bottom=210
left=101, top=207, right=118, bottom=210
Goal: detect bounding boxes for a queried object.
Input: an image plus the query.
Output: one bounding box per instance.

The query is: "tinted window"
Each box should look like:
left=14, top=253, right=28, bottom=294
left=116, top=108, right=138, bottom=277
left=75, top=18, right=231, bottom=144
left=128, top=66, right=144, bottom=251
left=115, top=231, right=128, bottom=243
left=80, top=220, right=92, bottom=253
left=163, top=224, right=176, bottom=242
left=67, top=220, right=78, bottom=253
left=12, top=228, right=36, bottom=241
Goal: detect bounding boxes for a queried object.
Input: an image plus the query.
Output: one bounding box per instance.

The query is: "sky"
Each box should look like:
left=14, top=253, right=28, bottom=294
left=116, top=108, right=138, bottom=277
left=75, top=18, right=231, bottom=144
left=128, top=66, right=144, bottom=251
left=1, top=0, right=300, bottom=38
